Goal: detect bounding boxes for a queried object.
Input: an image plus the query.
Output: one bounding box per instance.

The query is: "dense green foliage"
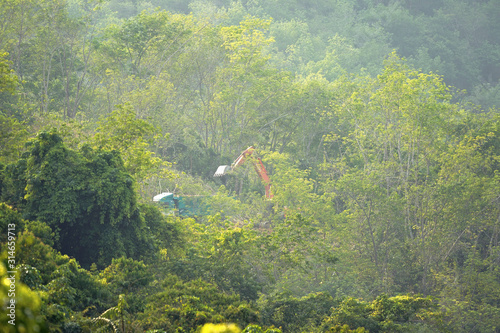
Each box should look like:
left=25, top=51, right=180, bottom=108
left=2, top=131, right=150, bottom=267
left=0, top=0, right=499, bottom=332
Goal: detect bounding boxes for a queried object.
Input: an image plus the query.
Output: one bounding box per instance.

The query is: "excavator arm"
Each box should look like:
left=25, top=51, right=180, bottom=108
left=253, top=157, right=272, bottom=199
left=214, top=146, right=273, bottom=199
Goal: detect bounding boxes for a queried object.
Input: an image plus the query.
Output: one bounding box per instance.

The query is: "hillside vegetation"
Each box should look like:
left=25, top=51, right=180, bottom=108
left=0, top=0, right=499, bottom=332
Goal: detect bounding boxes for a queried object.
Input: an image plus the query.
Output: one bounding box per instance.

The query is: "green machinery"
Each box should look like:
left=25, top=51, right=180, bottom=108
left=153, top=192, right=208, bottom=217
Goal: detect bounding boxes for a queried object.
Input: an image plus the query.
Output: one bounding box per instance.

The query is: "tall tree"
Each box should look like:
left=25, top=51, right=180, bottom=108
left=11, top=131, right=150, bottom=267
left=320, top=54, right=472, bottom=294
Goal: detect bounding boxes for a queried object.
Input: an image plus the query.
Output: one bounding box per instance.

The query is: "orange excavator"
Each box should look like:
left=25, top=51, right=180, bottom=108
left=214, top=146, right=273, bottom=199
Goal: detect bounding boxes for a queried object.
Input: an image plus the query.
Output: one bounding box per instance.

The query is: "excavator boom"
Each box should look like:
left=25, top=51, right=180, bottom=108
left=213, top=146, right=273, bottom=198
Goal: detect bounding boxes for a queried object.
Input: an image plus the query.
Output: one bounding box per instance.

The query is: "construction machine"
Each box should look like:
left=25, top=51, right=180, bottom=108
left=153, top=192, right=208, bottom=217
left=214, top=146, right=273, bottom=199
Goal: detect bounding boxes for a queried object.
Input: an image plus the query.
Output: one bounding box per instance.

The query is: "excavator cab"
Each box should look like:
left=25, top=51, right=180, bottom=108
left=214, top=165, right=232, bottom=177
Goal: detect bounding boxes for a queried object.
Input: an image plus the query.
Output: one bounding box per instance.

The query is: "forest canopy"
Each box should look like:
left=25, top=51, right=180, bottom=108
left=0, top=0, right=499, bottom=332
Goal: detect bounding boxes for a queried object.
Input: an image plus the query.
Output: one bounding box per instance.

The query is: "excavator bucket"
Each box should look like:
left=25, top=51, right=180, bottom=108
left=214, top=165, right=231, bottom=177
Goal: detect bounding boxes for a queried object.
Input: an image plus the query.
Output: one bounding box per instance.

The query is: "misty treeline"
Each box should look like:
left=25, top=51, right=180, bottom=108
left=0, top=0, right=499, bottom=332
